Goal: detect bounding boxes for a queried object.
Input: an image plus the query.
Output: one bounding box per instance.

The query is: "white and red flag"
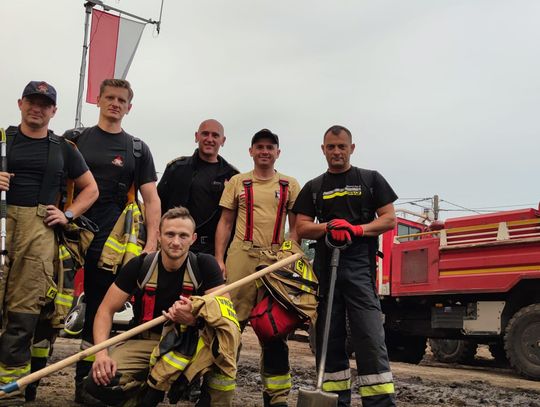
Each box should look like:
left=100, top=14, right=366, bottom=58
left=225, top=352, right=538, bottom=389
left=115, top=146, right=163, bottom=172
left=86, top=9, right=145, bottom=104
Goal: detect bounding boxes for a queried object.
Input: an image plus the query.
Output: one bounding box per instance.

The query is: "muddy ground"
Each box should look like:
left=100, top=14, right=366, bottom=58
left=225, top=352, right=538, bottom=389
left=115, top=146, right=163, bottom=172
left=25, top=327, right=540, bottom=407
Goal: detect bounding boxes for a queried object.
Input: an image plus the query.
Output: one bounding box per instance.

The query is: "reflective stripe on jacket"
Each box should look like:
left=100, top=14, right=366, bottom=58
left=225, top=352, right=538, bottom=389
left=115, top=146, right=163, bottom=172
left=98, top=202, right=145, bottom=274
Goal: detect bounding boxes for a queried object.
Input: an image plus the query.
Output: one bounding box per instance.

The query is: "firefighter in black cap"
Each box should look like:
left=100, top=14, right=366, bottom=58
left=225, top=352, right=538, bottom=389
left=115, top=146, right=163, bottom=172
left=0, top=81, right=98, bottom=405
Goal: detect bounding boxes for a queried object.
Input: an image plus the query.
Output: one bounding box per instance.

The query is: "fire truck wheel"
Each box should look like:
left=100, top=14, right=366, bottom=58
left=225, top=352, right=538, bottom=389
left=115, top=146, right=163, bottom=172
left=386, top=333, right=426, bottom=364
left=428, top=339, right=477, bottom=364
left=504, top=303, right=540, bottom=380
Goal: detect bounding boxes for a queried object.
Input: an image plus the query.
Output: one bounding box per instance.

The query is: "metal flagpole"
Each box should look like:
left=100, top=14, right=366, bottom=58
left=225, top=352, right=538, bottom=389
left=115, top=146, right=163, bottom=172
left=74, top=2, right=94, bottom=129
left=74, top=0, right=164, bottom=128
left=0, top=128, right=7, bottom=280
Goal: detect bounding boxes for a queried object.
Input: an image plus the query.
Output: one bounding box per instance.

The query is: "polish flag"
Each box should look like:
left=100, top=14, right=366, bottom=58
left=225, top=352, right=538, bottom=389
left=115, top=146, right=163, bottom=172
left=86, top=9, right=146, bottom=104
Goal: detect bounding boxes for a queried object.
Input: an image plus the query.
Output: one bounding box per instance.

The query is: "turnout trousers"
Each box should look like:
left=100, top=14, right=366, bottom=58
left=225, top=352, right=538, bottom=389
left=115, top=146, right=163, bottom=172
left=76, top=204, right=120, bottom=383
left=85, top=338, right=234, bottom=406
left=315, top=242, right=396, bottom=407
left=0, top=205, right=57, bottom=393
left=226, top=241, right=291, bottom=407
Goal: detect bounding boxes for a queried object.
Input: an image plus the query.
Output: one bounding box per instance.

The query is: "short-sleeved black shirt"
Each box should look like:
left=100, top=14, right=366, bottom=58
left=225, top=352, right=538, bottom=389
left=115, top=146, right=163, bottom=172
left=69, top=126, right=157, bottom=207
left=293, top=166, right=397, bottom=275
left=66, top=126, right=158, bottom=257
left=115, top=252, right=224, bottom=332
left=292, top=167, right=398, bottom=224
left=7, top=128, right=88, bottom=206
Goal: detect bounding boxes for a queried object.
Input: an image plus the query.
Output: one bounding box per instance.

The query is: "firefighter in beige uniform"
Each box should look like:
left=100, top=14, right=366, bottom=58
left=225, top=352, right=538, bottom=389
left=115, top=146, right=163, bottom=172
left=215, top=129, right=300, bottom=407
left=0, top=81, right=98, bottom=405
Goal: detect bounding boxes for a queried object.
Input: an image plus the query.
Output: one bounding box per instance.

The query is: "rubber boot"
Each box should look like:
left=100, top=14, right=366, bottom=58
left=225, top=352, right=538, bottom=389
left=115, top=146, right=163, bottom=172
left=140, top=387, right=165, bottom=407
left=24, top=356, right=47, bottom=401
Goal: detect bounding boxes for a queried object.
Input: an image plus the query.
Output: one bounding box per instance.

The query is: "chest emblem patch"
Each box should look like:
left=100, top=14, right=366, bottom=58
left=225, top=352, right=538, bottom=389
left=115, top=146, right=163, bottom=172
left=322, top=185, right=362, bottom=200
left=112, top=155, right=124, bottom=167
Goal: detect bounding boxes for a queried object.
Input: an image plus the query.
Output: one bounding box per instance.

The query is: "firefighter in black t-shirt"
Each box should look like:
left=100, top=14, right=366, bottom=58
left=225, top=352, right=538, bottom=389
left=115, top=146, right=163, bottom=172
left=0, top=81, right=98, bottom=405
left=85, top=207, right=239, bottom=407
left=63, top=79, right=161, bottom=404
left=293, top=125, right=397, bottom=407
left=157, top=119, right=238, bottom=255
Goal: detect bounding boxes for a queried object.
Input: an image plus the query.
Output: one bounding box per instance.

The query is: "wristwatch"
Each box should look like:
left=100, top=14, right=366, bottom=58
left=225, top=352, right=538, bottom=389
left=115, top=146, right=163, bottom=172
left=64, top=210, right=74, bottom=223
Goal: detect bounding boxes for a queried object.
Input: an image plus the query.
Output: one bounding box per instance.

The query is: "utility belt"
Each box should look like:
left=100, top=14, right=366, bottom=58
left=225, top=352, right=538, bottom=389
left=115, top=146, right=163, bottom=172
left=230, top=240, right=282, bottom=253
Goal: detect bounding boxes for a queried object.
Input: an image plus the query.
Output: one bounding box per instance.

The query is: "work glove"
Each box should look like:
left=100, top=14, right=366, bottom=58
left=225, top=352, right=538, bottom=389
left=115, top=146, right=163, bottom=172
left=327, top=219, right=364, bottom=237
left=326, top=222, right=352, bottom=243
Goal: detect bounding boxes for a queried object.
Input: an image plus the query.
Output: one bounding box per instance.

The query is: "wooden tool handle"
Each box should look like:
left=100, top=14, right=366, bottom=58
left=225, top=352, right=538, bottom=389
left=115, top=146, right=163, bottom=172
left=0, top=252, right=302, bottom=396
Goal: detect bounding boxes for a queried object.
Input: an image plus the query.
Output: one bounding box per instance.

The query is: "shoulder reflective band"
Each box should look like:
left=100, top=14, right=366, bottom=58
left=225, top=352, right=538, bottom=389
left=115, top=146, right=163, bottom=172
left=242, top=179, right=254, bottom=242
left=271, top=180, right=289, bottom=245
left=215, top=296, right=240, bottom=330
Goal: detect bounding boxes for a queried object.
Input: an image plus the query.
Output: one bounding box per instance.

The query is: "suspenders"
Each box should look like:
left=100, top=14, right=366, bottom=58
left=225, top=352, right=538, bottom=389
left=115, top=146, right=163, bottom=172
left=242, top=180, right=255, bottom=242
left=242, top=178, right=290, bottom=245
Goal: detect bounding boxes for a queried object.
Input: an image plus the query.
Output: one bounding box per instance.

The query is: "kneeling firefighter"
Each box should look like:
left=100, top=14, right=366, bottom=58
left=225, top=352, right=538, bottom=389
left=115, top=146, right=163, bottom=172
left=84, top=207, right=240, bottom=406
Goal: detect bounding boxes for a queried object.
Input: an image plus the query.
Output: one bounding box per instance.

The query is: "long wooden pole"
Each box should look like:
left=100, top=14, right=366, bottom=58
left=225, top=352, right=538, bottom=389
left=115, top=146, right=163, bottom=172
left=0, top=128, right=7, bottom=280
left=0, top=253, right=302, bottom=397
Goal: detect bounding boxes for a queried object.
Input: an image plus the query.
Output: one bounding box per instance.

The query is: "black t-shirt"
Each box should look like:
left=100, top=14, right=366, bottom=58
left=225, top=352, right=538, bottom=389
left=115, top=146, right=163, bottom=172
left=187, top=160, right=222, bottom=240
left=115, top=252, right=224, bottom=332
left=67, top=126, right=157, bottom=255
left=293, top=166, right=397, bottom=277
left=69, top=126, right=157, bottom=207
left=7, top=128, right=88, bottom=206
left=292, top=167, right=398, bottom=224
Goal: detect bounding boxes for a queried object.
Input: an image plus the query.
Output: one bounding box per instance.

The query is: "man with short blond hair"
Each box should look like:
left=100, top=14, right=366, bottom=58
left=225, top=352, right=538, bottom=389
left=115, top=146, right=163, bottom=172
left=64, top=78, right=161, bottom=404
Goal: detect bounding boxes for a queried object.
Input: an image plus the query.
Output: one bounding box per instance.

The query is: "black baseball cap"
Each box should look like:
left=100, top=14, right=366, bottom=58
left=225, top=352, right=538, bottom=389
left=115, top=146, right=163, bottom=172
left=251, top=129, right=279, bottom=146
left=22, top=81, right=57, bottom=105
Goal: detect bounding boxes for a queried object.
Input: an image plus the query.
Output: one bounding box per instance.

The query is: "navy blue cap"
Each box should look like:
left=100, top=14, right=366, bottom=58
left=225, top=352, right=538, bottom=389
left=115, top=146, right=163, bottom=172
left=22, top=81, right=57, bottom=105
left=251, top=129, right=279, bottom=146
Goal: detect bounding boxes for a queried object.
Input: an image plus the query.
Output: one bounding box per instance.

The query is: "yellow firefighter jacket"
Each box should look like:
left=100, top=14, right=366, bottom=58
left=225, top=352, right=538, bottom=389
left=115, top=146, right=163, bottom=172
left=256, top=240, right=319, bottom=324
left=148, top=295, right=241, bottom=391
left=99, top=201, right=145, bottom=274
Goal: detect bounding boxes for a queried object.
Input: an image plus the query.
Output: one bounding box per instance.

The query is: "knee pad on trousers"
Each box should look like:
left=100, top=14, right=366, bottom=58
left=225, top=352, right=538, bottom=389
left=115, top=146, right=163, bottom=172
left=75, top=359, right=93, bottom=383
left=0, top=311, right=40, bottom=366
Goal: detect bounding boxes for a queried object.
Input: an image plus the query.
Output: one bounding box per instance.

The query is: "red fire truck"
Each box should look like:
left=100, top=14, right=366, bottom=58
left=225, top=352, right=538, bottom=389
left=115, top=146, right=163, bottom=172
left=379, top=205, right=540, bottom=380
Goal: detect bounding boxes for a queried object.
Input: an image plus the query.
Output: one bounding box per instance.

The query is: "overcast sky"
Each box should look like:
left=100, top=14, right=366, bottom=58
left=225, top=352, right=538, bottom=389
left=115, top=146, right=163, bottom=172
left=1, top=0, right=539, bottom=220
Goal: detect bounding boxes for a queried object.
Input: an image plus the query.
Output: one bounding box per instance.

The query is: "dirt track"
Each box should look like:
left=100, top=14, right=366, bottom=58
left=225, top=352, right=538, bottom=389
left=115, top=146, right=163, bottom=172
left=25, top=327, right=540, bottom=406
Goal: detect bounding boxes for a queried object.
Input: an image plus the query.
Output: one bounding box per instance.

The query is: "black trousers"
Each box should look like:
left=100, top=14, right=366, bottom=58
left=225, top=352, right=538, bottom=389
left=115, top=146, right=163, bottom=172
left=315, top=243, right=395, bottom=407
left=75, top=204, right=120, bottom=383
